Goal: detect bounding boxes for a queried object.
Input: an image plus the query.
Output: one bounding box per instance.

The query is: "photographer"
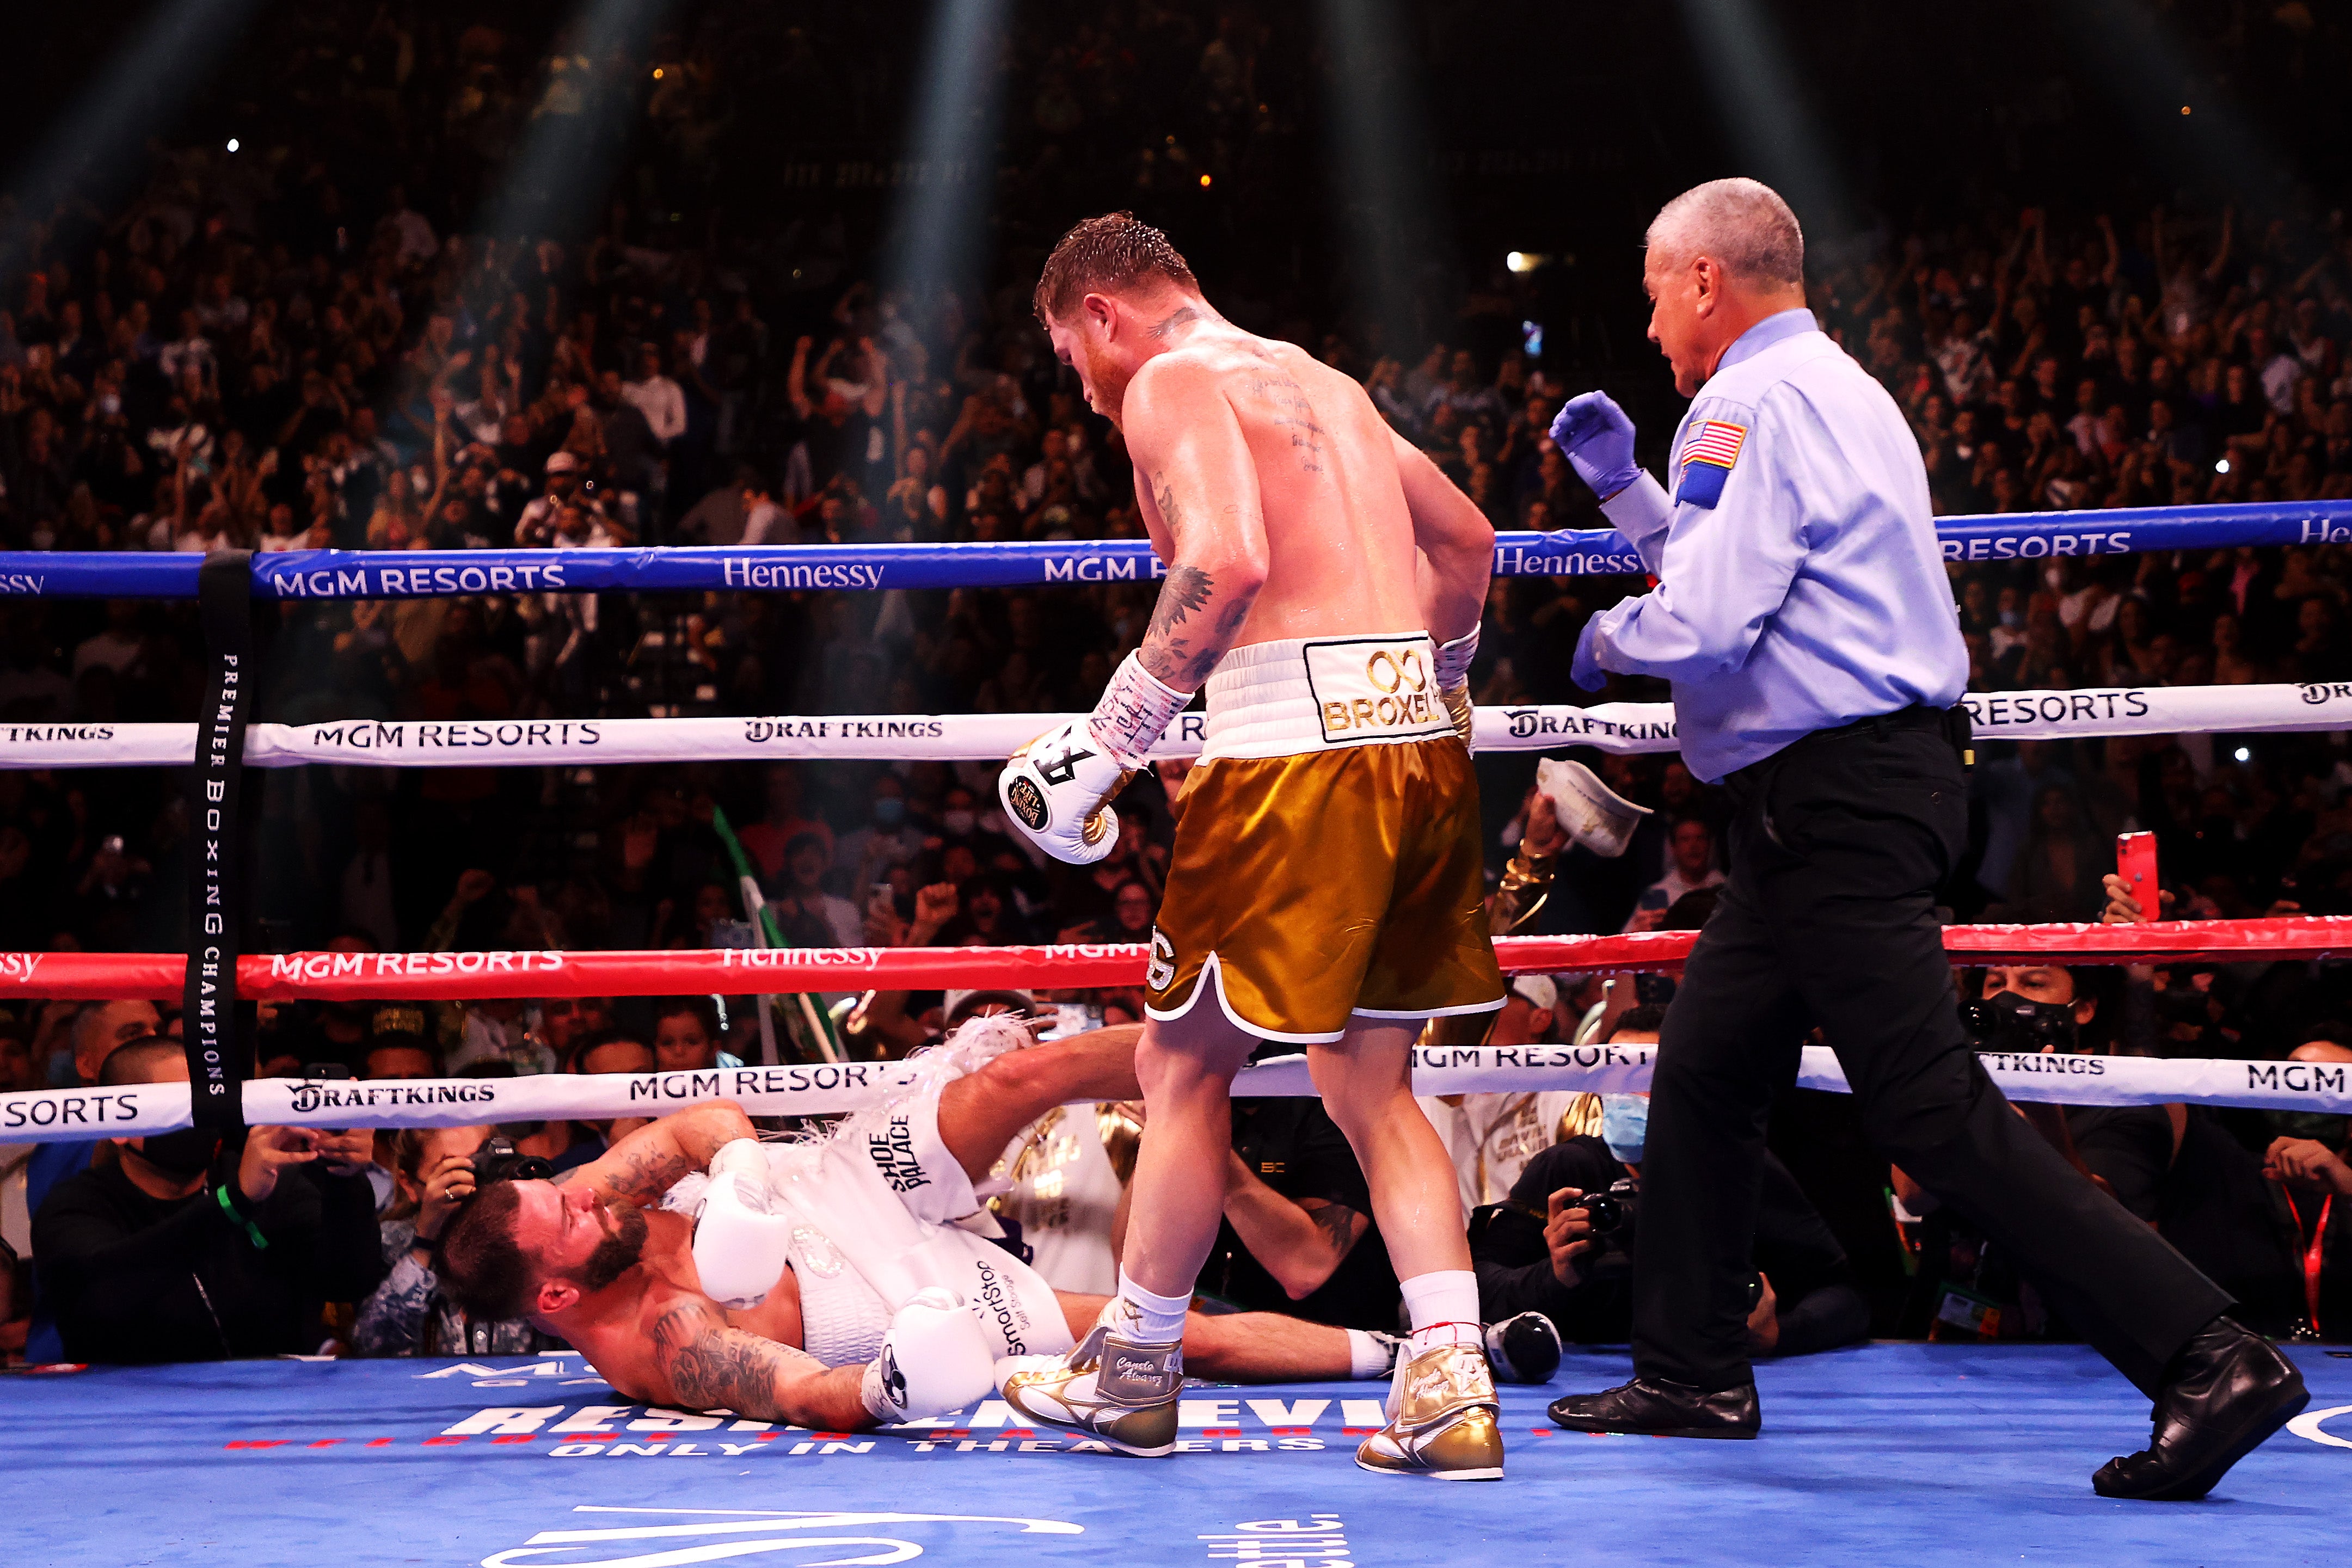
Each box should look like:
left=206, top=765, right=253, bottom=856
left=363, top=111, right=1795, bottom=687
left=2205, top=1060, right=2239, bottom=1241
left=353, top=1126, right=567, bottom=1357
left=33, top=1038, right=384, bottom=1363
left=1471, top=1008, right=1869, bottom=1356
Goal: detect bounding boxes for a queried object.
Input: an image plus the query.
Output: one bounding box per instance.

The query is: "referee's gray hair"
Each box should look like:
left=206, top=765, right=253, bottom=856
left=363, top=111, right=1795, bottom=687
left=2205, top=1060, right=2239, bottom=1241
left=1645, top=178, right=1805, bottom=289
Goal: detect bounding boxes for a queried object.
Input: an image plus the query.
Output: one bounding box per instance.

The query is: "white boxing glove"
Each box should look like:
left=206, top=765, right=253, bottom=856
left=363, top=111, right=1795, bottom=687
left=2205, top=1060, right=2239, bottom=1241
left=859, top=1288, right=998, bottom=1423
left=691, top=1140, right=793, bottom=1309
left=999, top=650, right=1191, bottom=865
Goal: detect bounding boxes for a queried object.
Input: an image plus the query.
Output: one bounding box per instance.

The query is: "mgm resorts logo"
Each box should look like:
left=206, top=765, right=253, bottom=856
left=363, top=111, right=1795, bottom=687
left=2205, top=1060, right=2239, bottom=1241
left=481, top=1507, right=1080, bottom=1566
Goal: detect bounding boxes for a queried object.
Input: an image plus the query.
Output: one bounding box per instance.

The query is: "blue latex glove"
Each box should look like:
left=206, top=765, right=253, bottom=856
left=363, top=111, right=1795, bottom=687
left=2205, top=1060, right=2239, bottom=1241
left=1571, top=616, right=1610, bottom=692
left=1548, top=391, right=1641, bottom=501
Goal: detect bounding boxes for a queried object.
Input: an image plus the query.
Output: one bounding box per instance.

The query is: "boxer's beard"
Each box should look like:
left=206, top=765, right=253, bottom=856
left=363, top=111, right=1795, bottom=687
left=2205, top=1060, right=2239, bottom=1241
left=573, top=1203, right=649, bottom=1293
left=1083, top=340, right=1132, bottom=428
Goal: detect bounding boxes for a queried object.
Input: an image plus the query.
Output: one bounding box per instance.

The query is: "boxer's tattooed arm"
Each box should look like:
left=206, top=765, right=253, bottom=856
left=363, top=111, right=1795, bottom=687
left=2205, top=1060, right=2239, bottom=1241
left=557, top=1141, right=678, bottom=1207
left=650, top=1298, right=831, bottom=1421
left=1305, top=1201, right=1367, bottom=1259
left=1140, top=560, right=1255, bottom=688
left=563, top=1103, right=755, bottom=1207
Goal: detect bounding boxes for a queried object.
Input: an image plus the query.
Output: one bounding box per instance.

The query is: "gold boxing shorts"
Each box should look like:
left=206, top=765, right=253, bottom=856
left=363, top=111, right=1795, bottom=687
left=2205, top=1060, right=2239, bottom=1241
left=1144, top=634, right=1505, bottom=1044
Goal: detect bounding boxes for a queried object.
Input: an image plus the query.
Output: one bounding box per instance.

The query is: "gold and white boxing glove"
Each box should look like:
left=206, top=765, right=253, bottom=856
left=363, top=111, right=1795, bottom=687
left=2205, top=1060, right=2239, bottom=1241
left=998, top=651, right=1192, bottom=865
left=1434, top=628, right=1479, bottom=752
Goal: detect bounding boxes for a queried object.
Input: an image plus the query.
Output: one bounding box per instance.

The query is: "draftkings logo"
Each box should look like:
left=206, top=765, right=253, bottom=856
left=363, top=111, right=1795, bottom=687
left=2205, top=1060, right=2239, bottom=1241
left=481, top=1506, right=1083, bottom=1565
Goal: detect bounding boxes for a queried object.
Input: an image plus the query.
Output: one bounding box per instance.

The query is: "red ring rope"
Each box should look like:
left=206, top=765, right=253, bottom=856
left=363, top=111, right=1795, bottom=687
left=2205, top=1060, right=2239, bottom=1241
left=10, top=917, right=2349, bottom=1001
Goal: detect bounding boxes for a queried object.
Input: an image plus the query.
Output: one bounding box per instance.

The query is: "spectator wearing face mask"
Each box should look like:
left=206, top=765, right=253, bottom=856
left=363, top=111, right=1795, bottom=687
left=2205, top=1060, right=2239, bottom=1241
left=1902, top=962, right=2314, bottom=1339
left=836, top=774, right=925, bottom=890
left=926, top=783, right=1020, bottom=868
left=33, top=1037, right=385, bottom=1363
left=1471, top=1012, right=1869, bottom=1357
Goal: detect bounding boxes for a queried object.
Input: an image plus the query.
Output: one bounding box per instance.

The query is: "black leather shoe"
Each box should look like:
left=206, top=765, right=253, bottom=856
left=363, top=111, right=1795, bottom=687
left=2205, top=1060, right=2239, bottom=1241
left=2092, top=1316, right=2308, bottom=1501
left=1547, top=1375, right=1759, bottom=1439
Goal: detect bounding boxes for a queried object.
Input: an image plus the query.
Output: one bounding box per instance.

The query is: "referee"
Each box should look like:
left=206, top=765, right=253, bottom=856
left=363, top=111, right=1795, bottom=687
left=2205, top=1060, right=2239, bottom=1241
left=1542, top=178, right=2306, bottom=1501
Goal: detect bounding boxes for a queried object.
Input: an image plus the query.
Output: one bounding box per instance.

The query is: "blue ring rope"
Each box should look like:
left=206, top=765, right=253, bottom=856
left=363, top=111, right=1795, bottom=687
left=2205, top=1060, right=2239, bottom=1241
left=8, top=500, right=2348, bottom=600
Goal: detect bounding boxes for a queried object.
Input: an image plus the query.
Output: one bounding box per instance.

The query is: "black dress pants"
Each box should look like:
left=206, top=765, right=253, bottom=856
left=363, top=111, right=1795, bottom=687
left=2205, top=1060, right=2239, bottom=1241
left=1632, top=708, right=2232, bottom=1398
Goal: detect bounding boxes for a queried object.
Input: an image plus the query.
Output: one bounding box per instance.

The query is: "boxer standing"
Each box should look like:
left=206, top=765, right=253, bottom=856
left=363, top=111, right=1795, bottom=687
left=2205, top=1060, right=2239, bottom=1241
left=1544, top=177, right=2305, bottom=1501
left=994, top=214, right=1508, bottom=1478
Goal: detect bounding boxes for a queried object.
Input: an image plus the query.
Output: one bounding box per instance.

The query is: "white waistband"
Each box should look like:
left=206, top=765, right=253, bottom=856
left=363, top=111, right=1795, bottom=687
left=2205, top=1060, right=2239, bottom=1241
left=1199, top=633, right=1453, bottom=761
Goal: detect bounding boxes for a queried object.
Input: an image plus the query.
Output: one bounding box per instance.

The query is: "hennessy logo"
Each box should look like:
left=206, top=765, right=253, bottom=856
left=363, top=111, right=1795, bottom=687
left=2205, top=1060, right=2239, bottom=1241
left=1036, top=743, right=1094, bottom=787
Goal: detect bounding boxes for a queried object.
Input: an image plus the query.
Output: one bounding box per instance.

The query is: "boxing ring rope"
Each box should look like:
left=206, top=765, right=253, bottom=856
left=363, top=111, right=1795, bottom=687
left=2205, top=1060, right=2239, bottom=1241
left=3, top=497, right=2349, bottom=600
left=0, top=1043, right=2342, bottom=1142
left=4, top=920, right=2351, bottom=1139
left=2, top=1039, right=2345, bottom=1139
left=0, top=680, right=2350, bottom=770
left=11, top=497, right=2352, bottom=1142
left=10, top=919, right=2352, bottom=1004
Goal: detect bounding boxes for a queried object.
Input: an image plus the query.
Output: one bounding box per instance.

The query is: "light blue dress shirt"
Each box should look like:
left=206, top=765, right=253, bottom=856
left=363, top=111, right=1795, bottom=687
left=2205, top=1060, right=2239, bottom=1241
left=1580, top=309, right=1967, bottom=782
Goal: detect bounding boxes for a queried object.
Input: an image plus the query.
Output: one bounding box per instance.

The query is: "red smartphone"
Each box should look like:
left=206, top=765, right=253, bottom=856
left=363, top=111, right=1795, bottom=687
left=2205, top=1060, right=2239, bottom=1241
left=2116, top=831, right=2159, bottom=920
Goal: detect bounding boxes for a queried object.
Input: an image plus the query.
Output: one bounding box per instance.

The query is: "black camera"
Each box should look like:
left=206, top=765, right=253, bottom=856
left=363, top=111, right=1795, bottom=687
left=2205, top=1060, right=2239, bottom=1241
left=1961, top=989, right=2078, bottom=1054
left=1577, top=1177, right=1640, bottom=1238
left=1574, top=1177, right=1642, bottom=1276
left=470, top=1135, right=555, bottom=1188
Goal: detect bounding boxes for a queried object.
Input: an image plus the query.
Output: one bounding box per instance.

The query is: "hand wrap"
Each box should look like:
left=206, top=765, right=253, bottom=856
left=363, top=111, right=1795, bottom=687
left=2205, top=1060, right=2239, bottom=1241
left=999, top=651, right=1191, bottom=864
left=1433, top=628, right=1478, bottom=751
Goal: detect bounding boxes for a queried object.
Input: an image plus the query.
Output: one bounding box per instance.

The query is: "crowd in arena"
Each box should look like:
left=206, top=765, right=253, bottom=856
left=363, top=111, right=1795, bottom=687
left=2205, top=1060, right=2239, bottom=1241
left=0, top=0, right=2349, bottom=1372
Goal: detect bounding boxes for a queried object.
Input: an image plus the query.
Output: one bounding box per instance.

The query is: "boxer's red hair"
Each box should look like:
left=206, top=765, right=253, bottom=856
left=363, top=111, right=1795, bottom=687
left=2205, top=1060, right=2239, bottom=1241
left=1034, top=213, right=1198, bottom=325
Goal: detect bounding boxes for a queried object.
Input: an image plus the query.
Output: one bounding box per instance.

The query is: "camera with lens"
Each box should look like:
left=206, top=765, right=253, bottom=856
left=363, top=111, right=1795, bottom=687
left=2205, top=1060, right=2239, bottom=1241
left=470, top=1135, right=555, bottom=1188
left=1574, top=1177, right=1641, bottom=1275
left=1961, top=989, right=2078, bottom=1055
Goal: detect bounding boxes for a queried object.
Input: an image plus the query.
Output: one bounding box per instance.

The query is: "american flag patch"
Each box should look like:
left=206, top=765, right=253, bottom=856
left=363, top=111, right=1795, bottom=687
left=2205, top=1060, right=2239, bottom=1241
left=1684, top=419, right=1747, bottom=471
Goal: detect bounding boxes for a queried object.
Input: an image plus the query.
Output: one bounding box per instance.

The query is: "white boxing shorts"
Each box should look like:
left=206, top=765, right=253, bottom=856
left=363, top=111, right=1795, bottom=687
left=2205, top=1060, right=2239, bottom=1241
left=665, top=1016, right=1074, bottom=1366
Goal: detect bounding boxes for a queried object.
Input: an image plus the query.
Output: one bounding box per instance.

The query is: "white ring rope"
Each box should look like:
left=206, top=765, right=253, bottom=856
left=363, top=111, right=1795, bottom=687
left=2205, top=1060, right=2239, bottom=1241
left=2, top=681, right=2348, bottom=768
left=3, top=1043, right=2345, bottom=1141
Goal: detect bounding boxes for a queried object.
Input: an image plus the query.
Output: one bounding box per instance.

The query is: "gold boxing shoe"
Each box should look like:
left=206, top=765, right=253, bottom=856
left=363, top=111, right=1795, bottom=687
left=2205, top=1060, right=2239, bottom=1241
left=1354, top=1340, right=1504, bottom=1481
left=997, top=1305, right=1182, bottom=1457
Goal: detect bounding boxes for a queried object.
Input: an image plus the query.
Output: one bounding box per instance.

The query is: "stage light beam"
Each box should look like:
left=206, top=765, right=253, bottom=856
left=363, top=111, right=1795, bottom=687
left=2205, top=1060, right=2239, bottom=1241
left=1671, top=0, right=1852, bottom=235
left=1317, top=0, right=1450, bottom=351
left=2, top=0, right=269, bottom=261
left=480, top=0, right=684, bottom=243
left=880, top=0, right=1013, bottom=330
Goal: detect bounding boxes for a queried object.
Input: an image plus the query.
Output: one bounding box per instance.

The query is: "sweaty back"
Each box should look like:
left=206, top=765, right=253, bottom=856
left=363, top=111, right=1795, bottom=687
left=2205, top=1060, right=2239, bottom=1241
left=1146, top=330, right=1424, bottom=647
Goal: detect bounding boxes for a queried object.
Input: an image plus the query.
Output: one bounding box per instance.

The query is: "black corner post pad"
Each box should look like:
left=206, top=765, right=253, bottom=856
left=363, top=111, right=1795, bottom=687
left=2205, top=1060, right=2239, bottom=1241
left=185, top=551, right=258, bottom=1132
